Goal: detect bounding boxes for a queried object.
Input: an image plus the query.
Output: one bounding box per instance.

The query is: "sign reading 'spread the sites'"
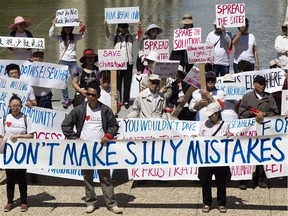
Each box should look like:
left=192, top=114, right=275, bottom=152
left=0, top=37, right=45, bottom=49
left=144, top=40, right=170, bottom=61
left=187, top=43, right=215, bottom=64
left=55, top=8, right=80, bottom=27
left=105, top=7, right=140, bottom=24
left=98, top=49, right=127, bottom=70
left=173, top=28, right=201, bottom=51
left=215, top=3, right=245, bottom=28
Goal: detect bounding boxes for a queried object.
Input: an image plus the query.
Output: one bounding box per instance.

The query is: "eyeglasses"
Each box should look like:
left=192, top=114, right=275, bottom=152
left=150, top=80, right=160, bottom=85
left=86, top=93, right=97, bottom=97
left=10, top=105, right=22, bottom=108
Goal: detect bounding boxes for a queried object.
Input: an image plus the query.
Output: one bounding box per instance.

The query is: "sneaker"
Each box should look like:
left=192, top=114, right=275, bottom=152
left=62, top=99, right=71, bottom=109
left=124, top=102, right=129, bottom=109
left=86, top=205, right=95, bottom=213
left=219, top=205, right=227, bottom=213
left=4, top=203, right=13, bottom=212
left=108, top=206, right=123, bottom=214
left=202, top=205, right=210, bottom=213
left=239, top=184, right=247, bottom=190
left=20, top=204, right=28, bottom=212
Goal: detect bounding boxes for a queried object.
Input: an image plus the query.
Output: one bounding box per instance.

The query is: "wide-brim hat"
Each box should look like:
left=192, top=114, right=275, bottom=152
left=205, top=102, right=221, bottom=117
left=270, top=59, right=284, bottom=68
left=180, top=13, right=194, bottom=25
left=80, top=49, right=98, bottom=63
left=144, top=24, right=163, bottom=35
left=223, top=73, right=234, bottom=82
left=178, top=65, right=187, bottom=75
left=9, top=16, right=32, bottom=30
left=145, top=51, right=159, bottom=62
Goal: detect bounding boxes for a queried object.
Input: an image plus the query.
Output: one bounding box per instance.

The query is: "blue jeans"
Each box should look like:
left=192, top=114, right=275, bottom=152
left=59, top=60, right=77, bottom=100
left=212, top=64, right=230, bottom=77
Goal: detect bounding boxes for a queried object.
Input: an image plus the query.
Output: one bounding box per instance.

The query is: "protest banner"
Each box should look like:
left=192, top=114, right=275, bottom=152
left=153, top=60, right=179, bottom=78
left=55, top=8, right=80, bottom=27
left=281, top=90, right=288, bottom=115
left=0, top=60, right=31, bottom=76
left=0, top=37, right=45, bottom=49
left=26, top=61, right=69, bottom=89
left=173, top=27, right=201, bottom=51
left=216, top=82, right=247, bottom=100
left=215, top=3, right=245, bottom=28
left=216, top=68, right=286, bottom=94
left=183, top=66, right=200, bottom=89
left=187, top=43, right=215, bottom=64
left=143, top=39, right=170, bottom=61
left=0, top=134, right=286, bottom=169
left=0, top=76, right=29, bottom=118
left=98, top=49, right=127, bottom=71
left=105, top=7, right=140, bottom=24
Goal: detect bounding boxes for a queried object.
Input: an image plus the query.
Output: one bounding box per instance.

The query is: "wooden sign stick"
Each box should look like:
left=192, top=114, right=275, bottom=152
left=110, top=70, right=118, bottom=114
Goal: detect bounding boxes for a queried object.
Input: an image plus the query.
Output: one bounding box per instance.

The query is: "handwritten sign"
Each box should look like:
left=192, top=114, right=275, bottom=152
left=216, top=68, right=286, bottom=94
left=216, top=82, right=247, bottom=100
left=216, top=3, right=245, bottom=28
left=153, top=60, right=179, bottom=78
left=0, top=60, right=30, bottom=76
left=0, top=76, right=29, bottom=118
left=173, top=28, right=201, bottom=51
left=0, top=37, right=45, bottom=49
left=0, top=134, right=286, bottom=169
left=183, top=66, right=200, bottom=89
left=143, top=40, right=170, bottom=61
left=187, top=43, right=214, bottom=64
left=55, top=8, right=80, bottom=27
left=98, top=49, right=127, bottom=70
left=105, top=7, right=140, bottom=24
left=281, top=90, right=288, bottom=115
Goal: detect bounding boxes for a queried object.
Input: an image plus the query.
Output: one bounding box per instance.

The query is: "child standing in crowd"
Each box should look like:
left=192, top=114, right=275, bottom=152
left=104, top=20, right=141, bottom=109
left=0, top=95, right=35, bottom=213
left=49, top=18, right=87, bottom=109
left=8, top=16, right=33, bottom=60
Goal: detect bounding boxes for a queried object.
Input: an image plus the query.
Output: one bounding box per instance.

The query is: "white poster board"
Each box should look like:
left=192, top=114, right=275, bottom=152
left=144, top=39, right=170, bottom=61
left=105, top=7, right=140, bottom=24
left=0, top=37, right=45, bottom=49
left=187, top=43, right=215, bottom=64
left=216, top=82, right=247, bottom=100
left=55, top=8, right=80, bottom=27
left=153, top=60, right=180, bottom=78
left=173, top=28, right=201, bottom=51
left=215, top=3, right=245, bottom=28
left=98, top=49, right=127, bottom=70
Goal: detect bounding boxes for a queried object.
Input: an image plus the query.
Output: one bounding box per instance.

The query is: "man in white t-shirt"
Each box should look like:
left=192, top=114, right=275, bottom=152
left=206, top=22, right=232, bottom=77
left=61, top=81, right=122, bottom=214
left=5, top=63, right=37, bottom=108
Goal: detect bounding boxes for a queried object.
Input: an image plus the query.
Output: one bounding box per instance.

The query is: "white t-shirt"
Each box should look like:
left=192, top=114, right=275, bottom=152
left=206, top=31, right=232, bottom=66
left=0, top=113, right=35, bottom=139
left=233, top=33, right=256, bottom=64
left=80, top=104, right=104, bottom=141
left=13, top=32, right=32, bottom=60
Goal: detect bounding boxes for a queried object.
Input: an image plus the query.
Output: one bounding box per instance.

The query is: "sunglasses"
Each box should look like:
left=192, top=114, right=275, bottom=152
left=150, top=80, right=160, bottom=85
left=86, top=93, right=97, bottom=97
left=206, top=79, right=216, bottom=83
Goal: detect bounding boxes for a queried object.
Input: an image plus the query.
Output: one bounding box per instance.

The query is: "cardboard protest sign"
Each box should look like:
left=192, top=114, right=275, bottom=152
left=281, top=90, right=288, bottom=115
left=0, top=77, right=29, bottom=118
left=0, top=134, right=286, bottom=169
left=143, top=40, right=170, bottom=61
left=173, top=27, right=201, bottom=51
left=98, top=49, right=127, bottom=70
left=187, top=43, right=215, bottom=64
left=183, top=66, right=200, bottom=89
left=216, top=68, right=286, bottom=94
left=25, top=61, right=69, bottom=89
left=105, top=7, right=140, bottom=24
left=215, top=3, right=245, bottom=28
left=216, top=82, right=247, bottom=100
left=0, top=37, right=45, bottom=49
left=55, top=8, right=80, bottom=27
left=153, top=60, right=179, bottom=78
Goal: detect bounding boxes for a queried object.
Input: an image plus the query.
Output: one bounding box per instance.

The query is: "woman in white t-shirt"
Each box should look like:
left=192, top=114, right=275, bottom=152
left=0, top=95, right=35, bottom=212
left=231, top=18, right=259, bottom=73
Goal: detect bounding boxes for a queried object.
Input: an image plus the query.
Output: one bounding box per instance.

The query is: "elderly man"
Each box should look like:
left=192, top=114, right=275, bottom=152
left=238, top=75, right=279, bottom=190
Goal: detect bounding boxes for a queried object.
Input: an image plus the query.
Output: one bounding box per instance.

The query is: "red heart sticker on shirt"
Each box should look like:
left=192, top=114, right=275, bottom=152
left=85, top=115, right=90, bottom=121
left=6, top=122, right=12, bottom=127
